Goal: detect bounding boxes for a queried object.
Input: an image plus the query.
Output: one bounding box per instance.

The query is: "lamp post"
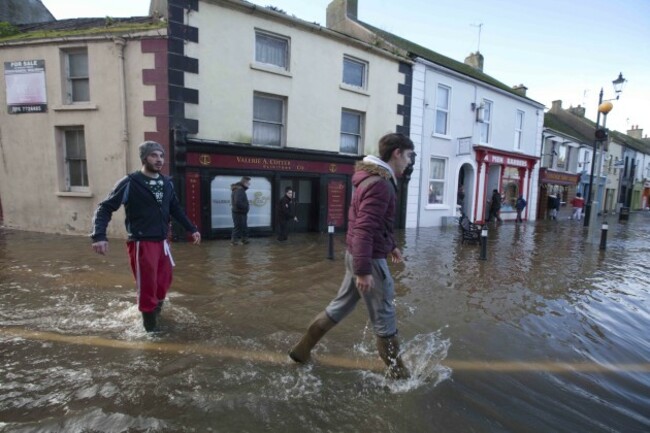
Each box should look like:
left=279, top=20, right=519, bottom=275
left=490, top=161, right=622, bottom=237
left=583, top=73, right=626, bottom=227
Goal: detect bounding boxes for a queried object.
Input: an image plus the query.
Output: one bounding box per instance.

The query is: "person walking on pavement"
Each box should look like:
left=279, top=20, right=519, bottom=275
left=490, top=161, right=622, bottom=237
left=277, top=186, right=298, bottom=241
left=90, top=141, right=201, bottom=332
left=515, top=195, right=527, bottom=223
left=230, top=176, right=251, bottom=245
left=570, top=192, right=585, bottom=221
left=486, top=189, right=503, bottom=223
left=289, top=133, right=415, bottom=380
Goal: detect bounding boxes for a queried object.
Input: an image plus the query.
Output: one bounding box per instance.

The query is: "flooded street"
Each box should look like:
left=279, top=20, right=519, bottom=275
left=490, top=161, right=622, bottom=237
left=1, top=214, right=650, bottom=433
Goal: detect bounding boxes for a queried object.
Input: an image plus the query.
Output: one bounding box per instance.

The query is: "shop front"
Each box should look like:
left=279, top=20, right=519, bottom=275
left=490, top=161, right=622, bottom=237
left=176, top=142, right=358, bottom=239
left=473, top=146, right=538, bottom=223
left=537, top=169, right=580, bottom=220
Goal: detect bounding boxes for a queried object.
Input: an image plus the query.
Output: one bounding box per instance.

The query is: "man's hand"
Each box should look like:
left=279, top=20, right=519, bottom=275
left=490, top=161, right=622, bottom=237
left=192, top=232, right=201, bottom=245
left=92, top=241, right=109, bottom=255
left=390, top=247, right=403, bottom=263
left=355, top=274, right=374, bottom=293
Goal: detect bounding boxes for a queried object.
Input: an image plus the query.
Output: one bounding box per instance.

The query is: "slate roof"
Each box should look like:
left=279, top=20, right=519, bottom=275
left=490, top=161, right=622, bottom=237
left=17, top=16, right=156, bottom=32
left=355, top=20, right=542, bottom=105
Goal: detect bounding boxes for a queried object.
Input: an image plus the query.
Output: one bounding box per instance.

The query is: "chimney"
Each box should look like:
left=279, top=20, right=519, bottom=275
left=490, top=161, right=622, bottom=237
left=568, top=105, right=585, bottom=118
left=464, top=51, right=484, bottom=72
left=550, top=100, right=562, bottom=114
left=327, top=0, right=357, bottom=28
left=627, top=125, right=643, bottom=139
left=512, top=84, right=527, bottom=97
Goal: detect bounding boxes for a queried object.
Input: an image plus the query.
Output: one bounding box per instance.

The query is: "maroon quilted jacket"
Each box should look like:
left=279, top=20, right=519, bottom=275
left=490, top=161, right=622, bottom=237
left=346, top=161, right=398, bottom=276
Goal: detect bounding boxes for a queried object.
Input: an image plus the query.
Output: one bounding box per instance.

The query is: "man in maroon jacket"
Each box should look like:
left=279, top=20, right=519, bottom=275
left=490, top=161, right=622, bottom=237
left=289, top=133, right=415, bottom=379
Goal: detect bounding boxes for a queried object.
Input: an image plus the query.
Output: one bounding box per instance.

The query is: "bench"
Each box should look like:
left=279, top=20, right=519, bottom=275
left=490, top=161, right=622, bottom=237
left=458, top=214, right=481, bottom=244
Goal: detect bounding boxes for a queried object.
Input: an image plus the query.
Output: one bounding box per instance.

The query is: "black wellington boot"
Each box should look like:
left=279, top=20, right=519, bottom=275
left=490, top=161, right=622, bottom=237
left=289, top=311, right=336, bottom=363
left=142, top=311, right=159, bottom=332
left=376, top=335, right=410, bottom=380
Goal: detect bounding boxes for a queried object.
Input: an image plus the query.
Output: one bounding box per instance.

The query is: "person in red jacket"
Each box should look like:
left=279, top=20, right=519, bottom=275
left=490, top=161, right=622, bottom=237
left=289, top=133, right=415, bottom=379
left=570, top=192, right=585, bottom=221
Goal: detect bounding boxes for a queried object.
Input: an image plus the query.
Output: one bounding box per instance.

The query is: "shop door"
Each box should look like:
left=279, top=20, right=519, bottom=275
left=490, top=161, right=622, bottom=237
left=278, top=178, right=319, bottom=232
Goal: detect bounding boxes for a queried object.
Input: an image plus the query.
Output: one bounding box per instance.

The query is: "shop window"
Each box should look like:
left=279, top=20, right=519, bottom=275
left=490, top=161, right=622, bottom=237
left=62, top=48, right=89, bottom=103
left=255, top=30, right=289, bottom=70
left=342, top=56, right=367, bottom=89
left=428, top=157, right=446, bottom=205
left=253, top=93, right=285, bottom=147
left=434, top=84, right=450, bottom=136
left=57, top=127, right=89, bottom=192
left=210, top=175, right=272, bottom=229
left=340, top=109, right=364, bottom=154
left=502, top=167, right=520, bottom=211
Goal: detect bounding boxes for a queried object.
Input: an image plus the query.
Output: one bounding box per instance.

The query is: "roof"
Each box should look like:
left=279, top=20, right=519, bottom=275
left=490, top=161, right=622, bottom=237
left=355, top=19, right=542, bottom=104
left=545, top=109, right=650, bottom=154
left=0, top=0, right=54, bottom=25
left=1, top=16, right=165, bottom=42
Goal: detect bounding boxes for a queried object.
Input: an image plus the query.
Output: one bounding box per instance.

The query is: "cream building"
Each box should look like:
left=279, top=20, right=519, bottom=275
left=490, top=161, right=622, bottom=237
left=0, top=18, right=167, bottom=237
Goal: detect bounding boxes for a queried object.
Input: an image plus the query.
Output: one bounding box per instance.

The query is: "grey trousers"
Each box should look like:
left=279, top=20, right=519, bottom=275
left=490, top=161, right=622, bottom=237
left=325, top=251, right=397, bottom=337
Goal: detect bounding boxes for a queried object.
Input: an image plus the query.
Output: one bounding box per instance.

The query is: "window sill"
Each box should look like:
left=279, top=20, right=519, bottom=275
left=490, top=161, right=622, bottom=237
left=425, top=204, right=450, bottom=210
left=339, top=84, right=369, bottom=96
left=250, top=63, right=292, bottom=78
left=53, top=104, right=98, bottom=111
left=432, top=133, right=452, bottom=140
left=56, top=191, right=93, bottom=198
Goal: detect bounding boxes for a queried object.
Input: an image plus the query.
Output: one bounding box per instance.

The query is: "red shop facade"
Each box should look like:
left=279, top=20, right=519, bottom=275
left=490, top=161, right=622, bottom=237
left=173, top=141, right=360, bottom=239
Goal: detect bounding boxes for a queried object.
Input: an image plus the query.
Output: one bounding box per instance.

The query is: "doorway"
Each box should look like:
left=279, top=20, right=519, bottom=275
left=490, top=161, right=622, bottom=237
left=278, top=177, right=319, bottom=232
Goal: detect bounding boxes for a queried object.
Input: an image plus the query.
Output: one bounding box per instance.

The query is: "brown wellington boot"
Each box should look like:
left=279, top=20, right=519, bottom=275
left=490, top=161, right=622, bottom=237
left=289, top=311, right=337, bottom=363
left=376, top=335, right=410, bottom=380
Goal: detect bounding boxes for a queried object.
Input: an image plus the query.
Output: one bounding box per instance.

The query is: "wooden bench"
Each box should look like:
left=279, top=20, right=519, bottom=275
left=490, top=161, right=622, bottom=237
left=459, top=214, right=481, bottom=244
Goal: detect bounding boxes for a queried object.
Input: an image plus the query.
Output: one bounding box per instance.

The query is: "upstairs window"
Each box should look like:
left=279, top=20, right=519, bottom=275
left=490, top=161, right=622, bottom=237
left=514, top=110, right=524, bottom=149
left=255, top=31, right=289, bottom=70
left=340, top=110, right=363, bottom=154
left=63, top=49, right=89, bottom=103
left=434, top=85, right=450, bottom=135
left=479, top=99, right=493, bottom=143
left=253, top=93, right=285, bottom=147
left=342, top=56, right=367, bottom=89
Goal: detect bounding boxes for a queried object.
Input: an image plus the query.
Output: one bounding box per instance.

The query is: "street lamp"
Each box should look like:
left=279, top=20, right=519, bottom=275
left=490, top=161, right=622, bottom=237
left=583, top=73, right=626, bottom=227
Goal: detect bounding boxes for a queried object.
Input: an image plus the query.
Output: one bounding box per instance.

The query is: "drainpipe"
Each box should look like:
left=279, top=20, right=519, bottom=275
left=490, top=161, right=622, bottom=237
left=114, top=37, right=129, bottom=174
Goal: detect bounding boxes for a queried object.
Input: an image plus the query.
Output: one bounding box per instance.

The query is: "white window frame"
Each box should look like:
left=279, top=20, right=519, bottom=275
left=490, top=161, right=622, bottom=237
left=427, top=156, right=447, bottom=207
left=479, top=99, right=493, bottom=144
left=342, top=56, right=368, bottom=89
left=340, top=109, right=364, bottom=155
left=254, top=30, right=290, bottom=71
left=514, top=110, right=524, bottom=150
left=252, top=93, right=286, bottom=147
left=58, top=126, right=89, bottom=192
left=62, top=48, right=89, bottom=104
left=434, top=84, right=451, bottom=136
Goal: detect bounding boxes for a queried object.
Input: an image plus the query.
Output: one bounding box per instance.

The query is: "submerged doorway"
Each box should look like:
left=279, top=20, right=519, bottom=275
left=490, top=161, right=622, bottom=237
left=278, top=177, right=319, bottom=232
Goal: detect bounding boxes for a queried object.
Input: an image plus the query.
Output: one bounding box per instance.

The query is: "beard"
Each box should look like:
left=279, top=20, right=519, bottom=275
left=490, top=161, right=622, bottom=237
left=144, top=160, right=162, bottom=173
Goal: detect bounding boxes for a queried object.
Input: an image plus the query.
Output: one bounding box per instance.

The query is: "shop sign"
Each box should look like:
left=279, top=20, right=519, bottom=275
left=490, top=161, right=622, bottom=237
left=540, top=170, right=579, bottom=185
left=188, top=154, right=354, bottom=175
left=484, top=153, right=527, bottom=167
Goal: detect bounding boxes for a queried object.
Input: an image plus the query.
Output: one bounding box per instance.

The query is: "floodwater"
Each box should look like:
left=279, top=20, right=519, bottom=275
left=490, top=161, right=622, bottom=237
left=1, top=213, right=649, bottom=433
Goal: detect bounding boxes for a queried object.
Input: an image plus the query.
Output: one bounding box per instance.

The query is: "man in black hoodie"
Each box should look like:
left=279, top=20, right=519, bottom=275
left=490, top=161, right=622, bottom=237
left=230, top=176, right=251, bottom=245
left=91, top=141, right=201, bottom=332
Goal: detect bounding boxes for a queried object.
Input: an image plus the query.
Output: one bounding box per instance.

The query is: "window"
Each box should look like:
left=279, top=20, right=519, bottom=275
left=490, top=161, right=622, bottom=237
left=557, top=144, right=567, bottom=169
left=255, top=31, right=289, bottom=70
left=340, top=110, right=363, bottom=154
left=428, top=157, right=446, bottom=205
left=61, top=127, right=88, bottom=191
left=63, top=49, right=89, bottom=103
left=514, top=110, right=524, bottom=149
left=479, top=100, right=493, bottom=143
left=253, top=93, right=285, bottom=147
left=342, top=56, right=367, bottom=88
left=434, top=85, right=450, bottom=135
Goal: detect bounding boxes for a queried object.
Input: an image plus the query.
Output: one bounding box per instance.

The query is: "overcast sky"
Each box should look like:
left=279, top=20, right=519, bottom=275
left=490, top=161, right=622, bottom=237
left=41, top=0, right=650, bottom=138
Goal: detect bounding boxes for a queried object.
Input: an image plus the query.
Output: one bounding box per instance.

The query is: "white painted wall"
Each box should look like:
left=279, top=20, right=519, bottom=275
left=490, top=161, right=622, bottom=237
left=184, top=3, right=404, bottom=156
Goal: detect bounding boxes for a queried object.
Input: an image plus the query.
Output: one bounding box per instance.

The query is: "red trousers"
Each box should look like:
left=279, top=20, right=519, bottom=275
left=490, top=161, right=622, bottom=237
left=127, top=240, right=174, bottom=313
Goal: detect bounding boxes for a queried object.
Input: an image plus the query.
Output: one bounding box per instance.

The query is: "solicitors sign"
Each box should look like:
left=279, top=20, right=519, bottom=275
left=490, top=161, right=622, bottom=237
left=4, top=60, right=47, bottom=114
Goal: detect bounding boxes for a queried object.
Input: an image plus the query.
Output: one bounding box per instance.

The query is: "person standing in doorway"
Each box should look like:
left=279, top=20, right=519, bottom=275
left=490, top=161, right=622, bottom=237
left=515, top=195, right=527, bottom=223
left=90, top=141, right=201, bottom=332
left=457, top=185, right=465, bottom=214
left=289, top=133, right=415, bottom=380
left=277, top=186, right=298, bottom=241
left=230, top=176, right=251, bottom=245
left=486, top=189, right=503, bottom=223
left=570, top=193, right=585, bottom=221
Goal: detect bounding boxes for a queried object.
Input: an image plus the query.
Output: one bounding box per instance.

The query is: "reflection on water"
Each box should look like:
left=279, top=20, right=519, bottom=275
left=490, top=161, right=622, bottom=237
left=1, top=213, right=650, bottom=432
